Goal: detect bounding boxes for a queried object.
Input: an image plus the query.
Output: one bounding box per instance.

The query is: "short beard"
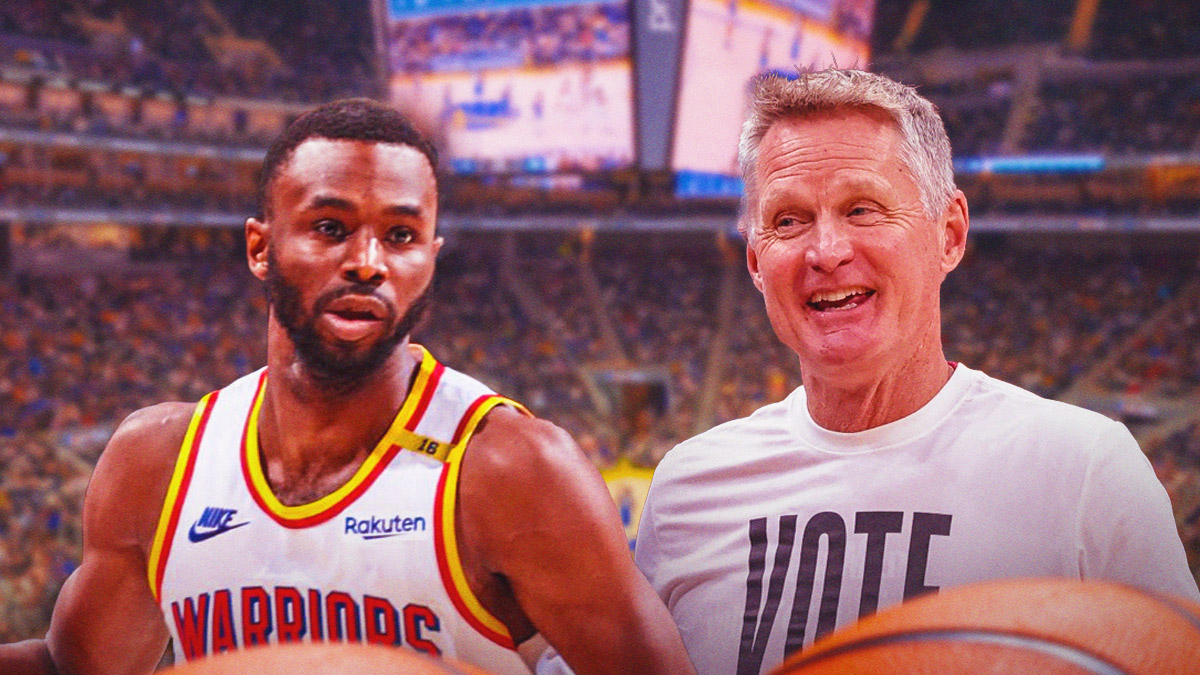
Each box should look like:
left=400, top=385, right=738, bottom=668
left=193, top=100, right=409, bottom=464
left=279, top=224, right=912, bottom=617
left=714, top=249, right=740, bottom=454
left=264, top=251, right=430, bottom=391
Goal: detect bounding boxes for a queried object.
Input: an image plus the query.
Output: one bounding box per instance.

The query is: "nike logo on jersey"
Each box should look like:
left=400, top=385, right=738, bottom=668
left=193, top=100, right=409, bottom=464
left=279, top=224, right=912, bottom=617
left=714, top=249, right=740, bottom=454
left=188, top=507, right=249, bottom=543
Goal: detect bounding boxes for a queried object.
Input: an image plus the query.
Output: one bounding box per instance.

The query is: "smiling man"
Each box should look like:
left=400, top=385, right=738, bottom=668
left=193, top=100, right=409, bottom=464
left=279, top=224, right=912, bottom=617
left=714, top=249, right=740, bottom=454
left=633, top=70, right=1199, bottom=675
left=0, top=99, right=694, bottom=675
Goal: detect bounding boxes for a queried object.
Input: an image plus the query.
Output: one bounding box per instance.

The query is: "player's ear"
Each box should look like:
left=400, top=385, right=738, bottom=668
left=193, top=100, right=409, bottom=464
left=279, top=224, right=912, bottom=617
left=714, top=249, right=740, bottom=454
left=246, top=217, right=269, bottom=281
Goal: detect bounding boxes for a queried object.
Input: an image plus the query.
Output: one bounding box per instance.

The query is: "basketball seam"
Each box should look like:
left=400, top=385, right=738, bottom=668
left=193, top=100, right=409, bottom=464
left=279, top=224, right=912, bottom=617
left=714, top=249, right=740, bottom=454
left=1141, top=588, right=1200, bottom=635
left=784, top=628, right=1130, bottom=675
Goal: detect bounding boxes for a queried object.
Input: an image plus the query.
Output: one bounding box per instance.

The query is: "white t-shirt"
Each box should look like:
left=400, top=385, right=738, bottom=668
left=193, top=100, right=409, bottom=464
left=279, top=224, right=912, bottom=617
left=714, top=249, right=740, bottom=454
left=635, top=364, right=1199, bottom=675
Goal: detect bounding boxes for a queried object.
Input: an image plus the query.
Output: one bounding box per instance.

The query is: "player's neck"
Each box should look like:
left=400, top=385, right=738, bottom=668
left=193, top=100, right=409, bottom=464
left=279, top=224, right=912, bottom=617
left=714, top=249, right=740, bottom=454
left=258, top=337, right=419, bottom=478
left=801, top=345, right=953, bottom=434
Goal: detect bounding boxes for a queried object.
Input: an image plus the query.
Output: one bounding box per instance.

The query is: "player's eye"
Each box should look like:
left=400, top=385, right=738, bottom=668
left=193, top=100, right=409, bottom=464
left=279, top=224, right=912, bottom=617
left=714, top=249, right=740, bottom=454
left=386, top=227, right=415, bottom=245
left=314, top=219, right=348, bottom=239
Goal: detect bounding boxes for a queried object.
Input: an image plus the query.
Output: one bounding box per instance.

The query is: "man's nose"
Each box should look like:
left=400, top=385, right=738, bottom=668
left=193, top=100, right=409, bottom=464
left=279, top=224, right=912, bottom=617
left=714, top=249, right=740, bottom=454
left=343, top=231, right=388, bottom=284
left=804, top=219, right=855, bottom=273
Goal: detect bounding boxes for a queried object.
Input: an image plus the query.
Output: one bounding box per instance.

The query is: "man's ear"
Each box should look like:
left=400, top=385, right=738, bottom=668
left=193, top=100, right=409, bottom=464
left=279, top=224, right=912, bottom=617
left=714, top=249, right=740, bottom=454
left=940, top=190, right=969, bottom=275
left=246, top=217, right=269, bottom=280
left=746, top=241, right=765, bottom=293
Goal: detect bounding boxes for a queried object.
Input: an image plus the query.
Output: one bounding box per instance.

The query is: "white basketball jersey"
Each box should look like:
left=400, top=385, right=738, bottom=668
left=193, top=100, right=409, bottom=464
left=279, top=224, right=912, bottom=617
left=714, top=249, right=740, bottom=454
left=148, top=345, right=531, bottom=674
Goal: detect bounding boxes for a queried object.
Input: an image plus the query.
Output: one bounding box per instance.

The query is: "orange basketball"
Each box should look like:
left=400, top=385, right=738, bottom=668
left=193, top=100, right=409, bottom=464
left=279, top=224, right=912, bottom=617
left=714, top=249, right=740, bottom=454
left=166, top=643, right=496, bottom=675
left=773, top=578, right=1200, bottom=675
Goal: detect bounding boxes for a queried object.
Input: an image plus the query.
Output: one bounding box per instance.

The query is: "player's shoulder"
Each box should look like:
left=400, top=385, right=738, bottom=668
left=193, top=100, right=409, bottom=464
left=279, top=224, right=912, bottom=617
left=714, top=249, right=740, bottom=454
left=653, top=394, right=796, bottom=484
left=103, top=367, right=263, bottom=460
left=103, top=401, right=199, bottom=470
left=84, top=400, right=205, bottom=550
left=466, top=404, right=577, bottom=478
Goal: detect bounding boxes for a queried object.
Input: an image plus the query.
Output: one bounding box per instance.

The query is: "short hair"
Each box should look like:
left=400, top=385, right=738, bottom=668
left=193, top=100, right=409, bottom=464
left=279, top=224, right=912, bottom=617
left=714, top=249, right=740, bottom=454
left=737, top=69, right=955, bottom=243
left=257, top=98, right=439, bottom=219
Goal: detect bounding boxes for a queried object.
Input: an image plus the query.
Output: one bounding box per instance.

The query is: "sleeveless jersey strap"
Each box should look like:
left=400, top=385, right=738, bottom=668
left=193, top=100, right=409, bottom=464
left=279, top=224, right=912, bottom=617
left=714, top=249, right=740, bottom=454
left=147, top=391, right=219, bottom=602
left=433, top=394, right=532, bottom=650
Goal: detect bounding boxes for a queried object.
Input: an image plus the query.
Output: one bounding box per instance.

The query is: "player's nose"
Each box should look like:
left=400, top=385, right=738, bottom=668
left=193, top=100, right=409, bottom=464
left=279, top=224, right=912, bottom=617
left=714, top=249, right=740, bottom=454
left=343, top=231, right=389, bottom=284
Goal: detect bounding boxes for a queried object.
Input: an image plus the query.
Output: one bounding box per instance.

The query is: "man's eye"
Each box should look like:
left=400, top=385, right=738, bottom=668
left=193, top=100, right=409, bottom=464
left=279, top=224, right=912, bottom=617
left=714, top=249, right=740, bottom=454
left=849, top=205, right=881, bottom=220
left=315, top=220, right=347, bottom=238
left=386, top=228, right=414, bottom=245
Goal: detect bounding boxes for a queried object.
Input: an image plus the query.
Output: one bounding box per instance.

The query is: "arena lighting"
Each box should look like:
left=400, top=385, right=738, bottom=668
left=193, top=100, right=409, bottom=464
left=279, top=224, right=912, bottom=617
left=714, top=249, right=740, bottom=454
left=954, top=154, right=1107, bottom=175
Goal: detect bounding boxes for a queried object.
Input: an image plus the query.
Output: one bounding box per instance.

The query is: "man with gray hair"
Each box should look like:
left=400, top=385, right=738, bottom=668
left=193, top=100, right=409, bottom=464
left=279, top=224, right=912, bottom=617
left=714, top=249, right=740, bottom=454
left=634, top=68, right=1198, bottom=675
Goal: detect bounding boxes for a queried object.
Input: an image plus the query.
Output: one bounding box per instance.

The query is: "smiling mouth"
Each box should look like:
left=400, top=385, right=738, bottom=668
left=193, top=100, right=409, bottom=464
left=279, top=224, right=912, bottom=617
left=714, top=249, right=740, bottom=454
left=807, top=288, right=876, bottom=312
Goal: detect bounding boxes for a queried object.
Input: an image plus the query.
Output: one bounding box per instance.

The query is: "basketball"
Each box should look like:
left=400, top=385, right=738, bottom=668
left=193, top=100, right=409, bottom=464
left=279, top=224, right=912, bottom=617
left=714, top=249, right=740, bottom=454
left=165, top=643, right=496, bottom=675
left=772, top=578, right=1200, bottom=675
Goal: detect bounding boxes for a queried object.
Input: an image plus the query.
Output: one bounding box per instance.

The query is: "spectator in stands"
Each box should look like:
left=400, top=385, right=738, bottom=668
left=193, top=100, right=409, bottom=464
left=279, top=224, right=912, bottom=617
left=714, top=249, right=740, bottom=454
left=0, top=0, right=376, bottom=102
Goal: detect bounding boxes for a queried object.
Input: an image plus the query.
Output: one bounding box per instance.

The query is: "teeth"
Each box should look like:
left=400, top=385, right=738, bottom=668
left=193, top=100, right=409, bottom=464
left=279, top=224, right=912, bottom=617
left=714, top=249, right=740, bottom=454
left=809, top=286, right=871, bottom=304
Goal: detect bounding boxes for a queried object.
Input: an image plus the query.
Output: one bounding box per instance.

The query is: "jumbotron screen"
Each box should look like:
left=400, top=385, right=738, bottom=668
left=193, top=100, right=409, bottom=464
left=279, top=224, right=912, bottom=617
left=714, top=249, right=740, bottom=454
left=672, top=0, right=874, bottom=197
left=382, top=0, right=635, bottom=174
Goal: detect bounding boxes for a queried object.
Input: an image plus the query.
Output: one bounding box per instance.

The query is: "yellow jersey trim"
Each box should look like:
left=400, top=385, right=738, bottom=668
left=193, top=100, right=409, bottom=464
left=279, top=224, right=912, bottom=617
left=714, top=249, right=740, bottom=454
left=242, top=345, right=442, bottom=525
left=147, top=392, right=218, bottom=602
left=437, top=395, right=532, bottom=643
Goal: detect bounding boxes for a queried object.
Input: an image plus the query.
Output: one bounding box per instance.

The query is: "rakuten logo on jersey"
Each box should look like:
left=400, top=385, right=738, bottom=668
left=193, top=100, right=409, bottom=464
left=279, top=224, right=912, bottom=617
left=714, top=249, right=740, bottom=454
left=344, top=514, right=427, bottom=540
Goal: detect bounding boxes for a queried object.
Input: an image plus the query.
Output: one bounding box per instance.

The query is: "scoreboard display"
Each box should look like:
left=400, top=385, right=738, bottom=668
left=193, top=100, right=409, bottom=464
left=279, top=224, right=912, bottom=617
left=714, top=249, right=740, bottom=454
left=381, top=0, right=636, bottom=174
left=377, top=0, right=874, bottom=189
left=672, top=0, right=874, bottom=196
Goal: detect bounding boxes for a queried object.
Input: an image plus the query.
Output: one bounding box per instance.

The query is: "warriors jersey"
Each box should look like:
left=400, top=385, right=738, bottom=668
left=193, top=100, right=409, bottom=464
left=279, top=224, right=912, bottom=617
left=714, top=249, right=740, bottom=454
left=148, top=345, right=531, bottom=674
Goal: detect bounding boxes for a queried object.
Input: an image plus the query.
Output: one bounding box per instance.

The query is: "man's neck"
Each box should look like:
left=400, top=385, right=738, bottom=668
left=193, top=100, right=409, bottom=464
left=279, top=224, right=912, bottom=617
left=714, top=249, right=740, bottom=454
left=802, top=349, right=954, bottom=434
left=257, top=338, right=419, bottom=484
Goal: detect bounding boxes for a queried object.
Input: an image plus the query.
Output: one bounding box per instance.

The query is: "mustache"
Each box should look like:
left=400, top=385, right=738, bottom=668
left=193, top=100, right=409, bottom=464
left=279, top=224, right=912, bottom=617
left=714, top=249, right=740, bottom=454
left=313, top=283, right=397, bottom=319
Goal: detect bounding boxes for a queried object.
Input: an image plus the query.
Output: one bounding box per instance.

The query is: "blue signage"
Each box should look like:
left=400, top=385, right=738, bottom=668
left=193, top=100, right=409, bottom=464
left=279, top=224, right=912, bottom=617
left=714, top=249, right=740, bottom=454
left=675, top=170, right=745, bottom=199
left=388, top=0, right=595, bottom=18
left=955, top=155, right=1106, bottom=175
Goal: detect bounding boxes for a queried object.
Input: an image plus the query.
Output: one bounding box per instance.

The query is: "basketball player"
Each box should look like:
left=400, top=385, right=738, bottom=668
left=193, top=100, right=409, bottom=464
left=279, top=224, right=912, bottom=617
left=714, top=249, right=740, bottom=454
left=0, top=99, right=694, bottom=675
left=633, top=69, right=1200, bottom=675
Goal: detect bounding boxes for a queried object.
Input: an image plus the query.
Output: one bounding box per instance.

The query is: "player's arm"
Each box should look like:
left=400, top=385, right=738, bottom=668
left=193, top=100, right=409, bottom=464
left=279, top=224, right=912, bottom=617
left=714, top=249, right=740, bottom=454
left=0, top=403, right=192, bottom=675
left=0, top=641, right=56, bottom=675
left=458, top=408, right=695, bottom=675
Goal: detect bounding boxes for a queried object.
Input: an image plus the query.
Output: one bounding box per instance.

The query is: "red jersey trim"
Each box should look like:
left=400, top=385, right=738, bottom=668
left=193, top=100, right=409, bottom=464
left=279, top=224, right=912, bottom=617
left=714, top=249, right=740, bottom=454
left=147, top=391, right=219, bottom=602
left=433, top=394, right=532, bottom=649
left=240, top=345, right=442, bottom=528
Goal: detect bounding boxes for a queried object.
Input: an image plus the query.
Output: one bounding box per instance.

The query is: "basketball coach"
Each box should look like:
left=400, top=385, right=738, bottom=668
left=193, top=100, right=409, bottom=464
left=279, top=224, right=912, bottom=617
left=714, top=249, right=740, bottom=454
left=633, top=68, right=1200, bottom=675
